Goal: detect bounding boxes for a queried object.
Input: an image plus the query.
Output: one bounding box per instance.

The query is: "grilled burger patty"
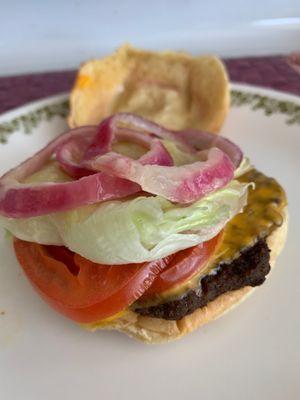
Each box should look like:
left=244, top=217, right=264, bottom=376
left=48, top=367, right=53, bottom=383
left=135, top=238, right=270, bottom=320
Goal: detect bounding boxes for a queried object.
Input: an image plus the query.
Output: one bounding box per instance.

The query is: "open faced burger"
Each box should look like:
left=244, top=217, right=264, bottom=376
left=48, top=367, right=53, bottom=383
left=0, top=46, right=287, bottom=343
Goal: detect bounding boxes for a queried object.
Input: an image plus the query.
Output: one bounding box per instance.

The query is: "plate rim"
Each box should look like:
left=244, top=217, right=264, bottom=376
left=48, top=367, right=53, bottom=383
left=0, top=92, right=70, bottom=123
left=0, top=82, right=299, bottom=145
left=0, top=82, right=299, bottom=121
left=0, top=81, right=299, bottom=397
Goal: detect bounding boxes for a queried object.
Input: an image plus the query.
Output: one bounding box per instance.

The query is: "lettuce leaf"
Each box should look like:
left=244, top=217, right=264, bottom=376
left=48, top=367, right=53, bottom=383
left=234, top=157, right=252, bottom=178
left=0, top=162, right=250, bottom=264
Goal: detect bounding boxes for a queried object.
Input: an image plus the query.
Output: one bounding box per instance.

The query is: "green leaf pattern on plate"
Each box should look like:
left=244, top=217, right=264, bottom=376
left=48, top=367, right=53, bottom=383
left=0, top=90, right=299, bottom=145
left=231, top=90, right=300, bottom=125
left=0, top=100, right=69, bottom=144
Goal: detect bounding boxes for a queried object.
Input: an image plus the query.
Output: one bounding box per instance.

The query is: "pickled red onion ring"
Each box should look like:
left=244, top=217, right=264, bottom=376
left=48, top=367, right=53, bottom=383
left=55, top=117, right=173, bottom=178
left=176, top=130, right=243, bottom=168
left=92, top=113, right=242, bottom=167
left=86, top=147, right=234, bottom=204
left=0, top=113, right=242, bottom=218
left=0, top=173, right=140, bottom=218
left=0, top=128, right=140, bottom=218
left=55, top=129, right=96, bottom=178
left=0, top=119, right=172, bottom=217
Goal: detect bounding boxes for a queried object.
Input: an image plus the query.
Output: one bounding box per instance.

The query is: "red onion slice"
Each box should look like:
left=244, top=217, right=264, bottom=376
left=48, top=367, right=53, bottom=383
left=96, top=113, right=242, bottom=167
left=0, top=173, right=140, bottom=218
left=0, top=119, right=172, bottom=218
left=55, top=119, right=114, bottom=178
left=0, top=113, right=242, bottom=218
left=55, top=131, right=96, bottom=178
left=2, top=126, right=97, bottom=183
left=56, top=116, right=173, bottom=178
left=0, top=125, right=141, bottom=218
left=175, top=130, right=243, bottom=168
left=86, top=147, right=234, bottom=204
left=82, top=117, right=114, bottom=161
left=80, top=114, right=237, bottom=203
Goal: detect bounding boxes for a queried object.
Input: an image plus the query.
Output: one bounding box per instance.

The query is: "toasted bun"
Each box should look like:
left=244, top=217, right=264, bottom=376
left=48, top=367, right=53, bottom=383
left=84, top=208, right=288, bottom=344
left=68, top=44, right=229, bottom=133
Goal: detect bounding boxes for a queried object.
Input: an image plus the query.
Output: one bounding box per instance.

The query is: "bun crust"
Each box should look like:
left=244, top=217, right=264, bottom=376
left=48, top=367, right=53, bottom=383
left=84, top=208, right=288, bottom=344
left=68, top=45, right=229, bottom=133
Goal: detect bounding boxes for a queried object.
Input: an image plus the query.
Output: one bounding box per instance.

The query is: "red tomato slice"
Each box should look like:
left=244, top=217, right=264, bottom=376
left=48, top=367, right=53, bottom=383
left=141, top=232, right=223, bottom=299
left=13, top=233, right=222, bottom=324
left=13, top=239, right=169, bottom=323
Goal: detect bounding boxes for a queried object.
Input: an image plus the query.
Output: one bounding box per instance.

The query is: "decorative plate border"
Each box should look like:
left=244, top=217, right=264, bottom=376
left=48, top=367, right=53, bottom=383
left=0, top=100, right=69, bottom=144
left=0, top=88, right=299, bottom=144
left=231, top=90, right=300, bottom=125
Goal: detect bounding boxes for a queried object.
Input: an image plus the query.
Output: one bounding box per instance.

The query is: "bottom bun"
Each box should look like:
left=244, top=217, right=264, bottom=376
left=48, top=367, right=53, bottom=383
left=84, top=208, right=288, bottom=344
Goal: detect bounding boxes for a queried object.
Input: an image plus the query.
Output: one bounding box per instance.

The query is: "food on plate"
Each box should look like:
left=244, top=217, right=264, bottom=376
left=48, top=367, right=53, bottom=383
left=0, top=115, right=287, bottom=343
left=0, top=47, right=287, bottom=344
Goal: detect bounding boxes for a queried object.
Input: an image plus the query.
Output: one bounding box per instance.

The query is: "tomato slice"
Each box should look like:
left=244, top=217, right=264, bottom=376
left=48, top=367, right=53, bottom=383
left=13, top=239, right=169, bottom=323
left=13, top=233, right=222, bottom=324
left=141, top=232, right=223, bottom=299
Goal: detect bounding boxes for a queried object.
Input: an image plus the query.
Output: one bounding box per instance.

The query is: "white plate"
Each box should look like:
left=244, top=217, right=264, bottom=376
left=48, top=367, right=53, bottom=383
left=0, top=84, right=299, bottom=399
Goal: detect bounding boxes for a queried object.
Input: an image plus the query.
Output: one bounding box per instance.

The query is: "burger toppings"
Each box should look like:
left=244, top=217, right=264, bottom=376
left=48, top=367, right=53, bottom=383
left=13, top=238, right=170, bottom=323
left=10, top=169, right=286, bottom=324
left=0, top=165, right=249, bottom=264
left=0, top=114, right=242, bottom=218
left=13, top=233, right=221, bottom=324
left=135, top=239, right=271, bottom=320
left=0, top=114, right=287, bottom=325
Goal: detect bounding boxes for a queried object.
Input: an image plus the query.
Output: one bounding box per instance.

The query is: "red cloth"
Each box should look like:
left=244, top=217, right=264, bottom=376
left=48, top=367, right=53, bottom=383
left=0, top=55, right=299, bottom=115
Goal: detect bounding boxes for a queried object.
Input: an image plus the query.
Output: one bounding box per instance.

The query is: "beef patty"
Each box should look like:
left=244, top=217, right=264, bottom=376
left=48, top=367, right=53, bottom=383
left=135, top=239, right=270, bottom=320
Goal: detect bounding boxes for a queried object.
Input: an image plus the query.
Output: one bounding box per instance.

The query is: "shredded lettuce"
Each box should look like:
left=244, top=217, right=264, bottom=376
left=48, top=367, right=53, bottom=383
left=0, top=162, right=250, bottom=264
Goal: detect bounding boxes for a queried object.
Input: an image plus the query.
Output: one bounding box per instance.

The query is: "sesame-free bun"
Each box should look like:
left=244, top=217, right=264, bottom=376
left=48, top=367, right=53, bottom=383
left=68, top=44, right=229, bottom=133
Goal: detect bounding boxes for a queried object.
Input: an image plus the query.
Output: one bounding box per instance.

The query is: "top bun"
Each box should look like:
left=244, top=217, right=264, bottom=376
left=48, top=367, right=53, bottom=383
left=68, top=44, right=229, bottom=133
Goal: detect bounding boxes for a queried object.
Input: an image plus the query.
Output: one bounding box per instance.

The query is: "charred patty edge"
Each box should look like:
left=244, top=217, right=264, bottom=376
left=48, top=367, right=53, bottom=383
left=135, top=239, right=270, bottom=320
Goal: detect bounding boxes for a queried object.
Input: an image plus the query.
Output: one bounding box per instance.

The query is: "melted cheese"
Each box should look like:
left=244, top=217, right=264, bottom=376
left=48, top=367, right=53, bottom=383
left=135, top=169, right=287, bottom=306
